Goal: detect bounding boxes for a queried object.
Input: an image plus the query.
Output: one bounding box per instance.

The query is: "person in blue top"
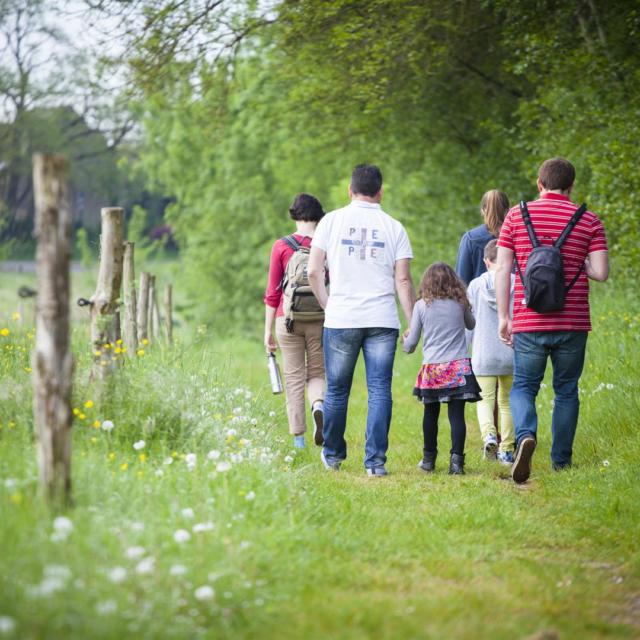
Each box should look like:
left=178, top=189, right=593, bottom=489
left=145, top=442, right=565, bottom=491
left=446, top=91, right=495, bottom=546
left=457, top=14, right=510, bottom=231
left=455, top=190, right=510, bottom=285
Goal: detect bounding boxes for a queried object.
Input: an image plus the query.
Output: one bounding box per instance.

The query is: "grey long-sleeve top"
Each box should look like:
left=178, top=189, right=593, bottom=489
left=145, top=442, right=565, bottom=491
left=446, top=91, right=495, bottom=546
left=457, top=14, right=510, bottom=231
left=403, top=298, right=475, bottom=365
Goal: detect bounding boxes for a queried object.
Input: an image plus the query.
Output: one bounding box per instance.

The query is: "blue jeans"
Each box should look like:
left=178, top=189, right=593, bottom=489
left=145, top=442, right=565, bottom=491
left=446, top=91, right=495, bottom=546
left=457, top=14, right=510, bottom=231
left=511, top=331, right=588, bottom=467
left=322, top=327, right=399, bottom=469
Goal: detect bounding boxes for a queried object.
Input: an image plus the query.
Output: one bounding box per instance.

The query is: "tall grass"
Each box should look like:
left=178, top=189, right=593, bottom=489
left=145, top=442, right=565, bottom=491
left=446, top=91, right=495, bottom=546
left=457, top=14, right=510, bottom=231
left=0, top=276, right=638, bottom=639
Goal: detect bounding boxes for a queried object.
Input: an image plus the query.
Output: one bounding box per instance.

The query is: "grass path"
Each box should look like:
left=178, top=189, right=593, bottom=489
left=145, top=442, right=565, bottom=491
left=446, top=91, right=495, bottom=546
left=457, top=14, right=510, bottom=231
left=0, top=279, right=639, bottom=639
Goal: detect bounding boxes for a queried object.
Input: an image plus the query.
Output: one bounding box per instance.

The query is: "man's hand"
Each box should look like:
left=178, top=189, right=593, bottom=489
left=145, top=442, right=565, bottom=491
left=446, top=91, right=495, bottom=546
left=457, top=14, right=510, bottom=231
left=498, top=317, right=513, bottom=348
left=264, top=332, right=278, bottom=353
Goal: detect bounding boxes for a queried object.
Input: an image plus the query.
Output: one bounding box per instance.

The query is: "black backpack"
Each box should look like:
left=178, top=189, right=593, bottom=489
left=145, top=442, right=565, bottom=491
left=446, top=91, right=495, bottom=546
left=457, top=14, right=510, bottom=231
left=515, top=201, right=587, bottom=313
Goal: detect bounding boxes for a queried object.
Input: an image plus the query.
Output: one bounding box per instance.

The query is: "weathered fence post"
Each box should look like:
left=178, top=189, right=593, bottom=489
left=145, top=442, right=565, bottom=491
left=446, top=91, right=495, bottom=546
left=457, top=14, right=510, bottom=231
left=32, top=153, right=73, bottom=505
left=137, top=272, right=150, bottom=344
left=163, top=283, right=173, bottom=344
left=122, top=241, right=138, bottom=353
left=90, top=207, right=124, bottom=379
left=148, top=274, right=160, bottom=342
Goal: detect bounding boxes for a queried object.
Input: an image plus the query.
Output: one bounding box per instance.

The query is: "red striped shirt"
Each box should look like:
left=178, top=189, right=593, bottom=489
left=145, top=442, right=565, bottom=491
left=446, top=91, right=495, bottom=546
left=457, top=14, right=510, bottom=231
left=497, top=193, right=607, bottom=333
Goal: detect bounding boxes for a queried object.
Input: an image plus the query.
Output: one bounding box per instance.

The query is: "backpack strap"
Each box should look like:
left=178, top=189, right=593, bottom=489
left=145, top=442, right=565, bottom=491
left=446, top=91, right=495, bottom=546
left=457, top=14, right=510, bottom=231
left=281, top=234, right=301, bottom=252
left=554, top=203, right=587, bottom=249
left=519, top=201, right=539, bottom=248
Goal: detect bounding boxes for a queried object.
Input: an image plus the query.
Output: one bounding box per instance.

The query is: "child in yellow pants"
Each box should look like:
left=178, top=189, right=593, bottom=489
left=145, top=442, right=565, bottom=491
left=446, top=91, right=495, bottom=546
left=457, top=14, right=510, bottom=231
left=466, top=240, right=515, bottom=464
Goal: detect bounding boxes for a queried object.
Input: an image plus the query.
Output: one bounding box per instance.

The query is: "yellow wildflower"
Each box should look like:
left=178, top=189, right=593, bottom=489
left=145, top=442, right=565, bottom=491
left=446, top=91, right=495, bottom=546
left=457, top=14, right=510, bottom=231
left=115, top=339, right=122, bottom=345
left=90, top=437, right=97, bottom=444
left=137, top=349, right=145, bottom=357
left=79, top=413, right=86, bottom=420
left=84, top=400, right=94, bottom=409
left=142, top=338, right=149, bottom=346
left=122, top=347, right=127, bottom=353
left=108, top=452, right=116, bottom=461
left=94, top=350, right=102, bottom=357
left=171, top=451, right=178, bottom=458
left=120, top=463, right=128, bottom=471
left=8, top=421, right=15, bottom=429
left=136, top=471, right=144, bottom=479
left=11, top=312, right=21, bottom=321
left=24, top=367, right=32, bottom=373
left=114, top=347, right=122, bottom=354
left=0, top=328, right=9, bottom=337
left=93, top=420, right=101, bottom=429
left=104, top=343, right=112, bottom=350
left=9, top=492, right=22, bottom=505
left=72, top=408, right=80, bottom=416
left=138, top=453, right=147, bottom=463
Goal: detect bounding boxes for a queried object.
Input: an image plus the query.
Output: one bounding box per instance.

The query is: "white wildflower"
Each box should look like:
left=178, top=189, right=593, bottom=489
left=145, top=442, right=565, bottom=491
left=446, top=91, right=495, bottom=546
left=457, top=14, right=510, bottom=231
left=101, top=420, right=114, bottom=432
left=185, top=453, right=197, bottom=467
left=181, top=507, right=195, bottom=519
left=174, top=529, right=191, bottom=544
left=133, top=440, right=145, bottom=451
left=207, top=449, right=221, bottom=460
left=53, top=516, right=73, bottom=536
left=155, top=469, right=164, bottom=477
left=192, top=522, right=214, bottom=533
left=232, top=407, right=242, bottom=415
left=0, top=616, right=15, bottom=634
left=606, top=383, right=614, bottom=390
left=250, top=418, right=258, bottom=426
left=602, top=460, right=610, bottom=467
left=125, top=546, right=145, bottom=560
left=226, top=428, right=237, bottom=437
left=216, top=461, right=231, bottom=473
left=3, top=478, right=16, bottom=489
left=268, top=411, right=276, bottom=418
left=233, top=388, right=244, bottom=396
left=284, top=455, right=294, bottom=463
left=230, top=453, right=244, bottom=464
left=163, top=457, right=173, bottom=465
left=238, top=541, right=251, bottom=551
left=170, top=564, right=187, bottom=577
left=130, top=522, right=145, bottom=532
left=245, top=491, right=256, bottom=502
left=194, top=585, right=215, bottom=601
left=44, top=565, right=71, bottom=580
left=107, top=567, right=127, bottom=584
left=96, top=599, right=117, bottom=615
left=135, top=557, right=155, bottom=575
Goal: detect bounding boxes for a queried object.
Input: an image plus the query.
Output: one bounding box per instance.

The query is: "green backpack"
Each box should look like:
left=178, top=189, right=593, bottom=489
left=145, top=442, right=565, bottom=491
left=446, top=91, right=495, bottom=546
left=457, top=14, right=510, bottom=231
left=281, top=235, right=325, bottom=332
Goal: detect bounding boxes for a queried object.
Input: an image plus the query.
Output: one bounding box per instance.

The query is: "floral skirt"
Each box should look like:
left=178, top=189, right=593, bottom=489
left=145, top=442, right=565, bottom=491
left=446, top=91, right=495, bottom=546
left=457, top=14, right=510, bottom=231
left=413, top=358, right=482, bottom=404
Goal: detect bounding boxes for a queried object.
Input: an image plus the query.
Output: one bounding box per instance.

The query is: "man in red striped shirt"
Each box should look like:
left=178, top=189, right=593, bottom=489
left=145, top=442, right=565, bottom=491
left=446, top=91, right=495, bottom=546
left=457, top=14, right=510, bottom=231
left=495, top=158, right=609, bottom=483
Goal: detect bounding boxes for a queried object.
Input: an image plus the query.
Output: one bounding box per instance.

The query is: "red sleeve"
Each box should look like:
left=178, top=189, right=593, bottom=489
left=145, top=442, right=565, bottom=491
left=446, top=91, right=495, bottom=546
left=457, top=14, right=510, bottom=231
left=264, top=240, right=285, bottom=308
left=588, top=214, right=608, bottom=253
left=497, top=207, right=516, bottom=251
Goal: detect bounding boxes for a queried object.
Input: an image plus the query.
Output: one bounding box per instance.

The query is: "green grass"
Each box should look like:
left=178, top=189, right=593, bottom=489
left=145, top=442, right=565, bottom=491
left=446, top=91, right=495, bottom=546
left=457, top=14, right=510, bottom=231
left=0, top=275, right=639, bottom=639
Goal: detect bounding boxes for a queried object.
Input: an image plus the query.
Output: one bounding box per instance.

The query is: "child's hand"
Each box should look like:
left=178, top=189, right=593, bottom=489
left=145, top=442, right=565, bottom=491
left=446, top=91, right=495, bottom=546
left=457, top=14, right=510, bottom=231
left=401, top=329, right=410, bottom=344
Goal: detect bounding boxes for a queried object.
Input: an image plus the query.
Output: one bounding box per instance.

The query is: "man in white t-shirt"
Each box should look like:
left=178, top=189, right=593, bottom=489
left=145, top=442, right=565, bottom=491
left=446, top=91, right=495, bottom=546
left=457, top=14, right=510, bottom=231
left=308, top=164, right=416, bottom=475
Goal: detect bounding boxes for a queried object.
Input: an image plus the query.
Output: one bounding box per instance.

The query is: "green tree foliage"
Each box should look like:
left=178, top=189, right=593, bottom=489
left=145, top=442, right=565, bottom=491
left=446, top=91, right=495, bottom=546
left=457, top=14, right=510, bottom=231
left=108, top=0, right=640, bottom=328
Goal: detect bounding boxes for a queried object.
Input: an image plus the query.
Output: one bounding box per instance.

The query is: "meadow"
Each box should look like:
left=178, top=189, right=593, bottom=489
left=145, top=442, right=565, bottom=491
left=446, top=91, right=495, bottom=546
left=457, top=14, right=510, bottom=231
left=0, top=268, right=638, bottom=639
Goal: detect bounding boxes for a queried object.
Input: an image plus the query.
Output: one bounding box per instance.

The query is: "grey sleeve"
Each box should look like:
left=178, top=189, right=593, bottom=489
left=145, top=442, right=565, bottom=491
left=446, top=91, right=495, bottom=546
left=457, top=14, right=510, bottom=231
left=403, top=302, right=423, bottom=354
left=464, top=306, right=476, bottom=330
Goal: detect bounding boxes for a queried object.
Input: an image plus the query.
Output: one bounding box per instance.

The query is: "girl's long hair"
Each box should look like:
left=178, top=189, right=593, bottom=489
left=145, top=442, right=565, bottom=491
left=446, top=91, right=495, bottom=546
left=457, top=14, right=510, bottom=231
left=420, top=262, right=471, bottom=310
left=480, top=189, right=510, bottom=237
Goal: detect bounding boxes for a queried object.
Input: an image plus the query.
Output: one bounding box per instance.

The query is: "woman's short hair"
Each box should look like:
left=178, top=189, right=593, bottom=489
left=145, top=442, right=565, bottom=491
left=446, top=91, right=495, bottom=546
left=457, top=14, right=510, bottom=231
left=289, top=193, right=325, bottom=222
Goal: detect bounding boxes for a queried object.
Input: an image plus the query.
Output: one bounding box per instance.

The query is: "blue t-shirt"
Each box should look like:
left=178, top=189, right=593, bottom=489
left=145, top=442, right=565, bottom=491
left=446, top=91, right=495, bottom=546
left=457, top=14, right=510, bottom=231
left=455, top=224, right=495, bottom=285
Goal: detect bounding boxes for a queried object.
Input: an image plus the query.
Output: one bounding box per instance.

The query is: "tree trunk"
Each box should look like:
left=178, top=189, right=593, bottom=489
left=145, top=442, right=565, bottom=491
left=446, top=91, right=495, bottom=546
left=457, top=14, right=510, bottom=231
left=163, top=283, right=173, bottom=344
left=122, top=241, right=138, bottom=353
left=137, top=272, right=151, bottom=344
left=32, top=153, right=74, bottom=506
left=90, top=208, right=124, bottom=380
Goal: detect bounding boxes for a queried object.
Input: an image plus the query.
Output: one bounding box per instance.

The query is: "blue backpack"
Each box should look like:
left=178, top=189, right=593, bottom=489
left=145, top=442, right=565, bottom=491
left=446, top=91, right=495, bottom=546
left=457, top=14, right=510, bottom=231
left=515, top=201, right=587, bottom=313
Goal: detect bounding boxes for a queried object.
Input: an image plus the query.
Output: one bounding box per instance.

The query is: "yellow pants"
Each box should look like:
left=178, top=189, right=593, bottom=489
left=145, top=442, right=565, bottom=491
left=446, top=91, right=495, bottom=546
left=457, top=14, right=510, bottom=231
left=476, top=375, right=515, bottom=453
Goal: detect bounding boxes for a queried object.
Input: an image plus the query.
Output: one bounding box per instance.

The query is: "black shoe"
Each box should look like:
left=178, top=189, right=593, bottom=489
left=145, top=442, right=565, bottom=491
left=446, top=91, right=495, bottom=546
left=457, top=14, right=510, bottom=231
left=448, top=453, right=465, bottom=475
left=512, top=437, right=536, bottom=484
left=418, top=450, right=437, bottom=473
left=312, top=401, right=324, bottom=446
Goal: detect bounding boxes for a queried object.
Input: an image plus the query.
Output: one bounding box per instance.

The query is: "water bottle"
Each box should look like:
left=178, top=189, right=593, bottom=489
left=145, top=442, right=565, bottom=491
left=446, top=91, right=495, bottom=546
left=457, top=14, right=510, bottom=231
left=267, top=353, right=283, bottom=394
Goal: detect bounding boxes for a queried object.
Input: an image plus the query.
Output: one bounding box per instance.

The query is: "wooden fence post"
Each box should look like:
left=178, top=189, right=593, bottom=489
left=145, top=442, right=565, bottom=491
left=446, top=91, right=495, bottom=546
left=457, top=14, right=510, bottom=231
left=122, top=241, right=138, bottom=353
left=137, top=272, right=150, bottom=344
left=163, top=283, right=173, bottom=344
left=32, top=153, right=73, bottom=505
left=148, top=274, right=160, bottom=342
left=90, top=207, right=124, bottom=379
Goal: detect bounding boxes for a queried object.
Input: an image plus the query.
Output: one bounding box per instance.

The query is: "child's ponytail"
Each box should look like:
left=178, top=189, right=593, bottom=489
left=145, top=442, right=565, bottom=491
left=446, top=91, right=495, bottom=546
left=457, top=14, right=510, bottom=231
left=480, top=189, right=510, bottom=237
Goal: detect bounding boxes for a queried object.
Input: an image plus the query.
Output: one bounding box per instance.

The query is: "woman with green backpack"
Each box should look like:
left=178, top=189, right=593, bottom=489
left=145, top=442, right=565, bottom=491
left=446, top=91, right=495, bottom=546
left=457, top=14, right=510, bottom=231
left=264, top=193, right=327, bottom=449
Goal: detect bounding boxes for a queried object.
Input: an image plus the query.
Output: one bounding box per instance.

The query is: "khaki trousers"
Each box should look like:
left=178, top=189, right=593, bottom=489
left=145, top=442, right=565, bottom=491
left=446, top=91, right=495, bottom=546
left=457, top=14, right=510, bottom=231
left=275, top=317, right=325, bottom=435
left=476, top=375, right=515, bottom=453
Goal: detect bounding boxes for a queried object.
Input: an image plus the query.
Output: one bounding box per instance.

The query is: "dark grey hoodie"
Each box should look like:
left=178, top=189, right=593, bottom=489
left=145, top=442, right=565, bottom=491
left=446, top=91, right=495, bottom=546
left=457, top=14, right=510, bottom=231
left=466, top=270, right=515, bottom=376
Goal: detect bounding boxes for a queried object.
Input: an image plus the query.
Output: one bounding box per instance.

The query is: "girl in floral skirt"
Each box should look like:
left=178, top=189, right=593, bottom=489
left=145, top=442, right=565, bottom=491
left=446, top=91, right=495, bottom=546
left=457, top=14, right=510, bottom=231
left=403, top=262, right=482, bottom=474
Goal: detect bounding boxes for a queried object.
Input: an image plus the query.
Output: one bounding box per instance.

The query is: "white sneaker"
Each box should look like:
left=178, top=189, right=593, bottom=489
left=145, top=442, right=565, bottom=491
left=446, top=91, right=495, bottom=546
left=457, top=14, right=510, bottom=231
left=312, top=401, right=324, bottom=446
left=483, top=435, right=498, bottom=460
